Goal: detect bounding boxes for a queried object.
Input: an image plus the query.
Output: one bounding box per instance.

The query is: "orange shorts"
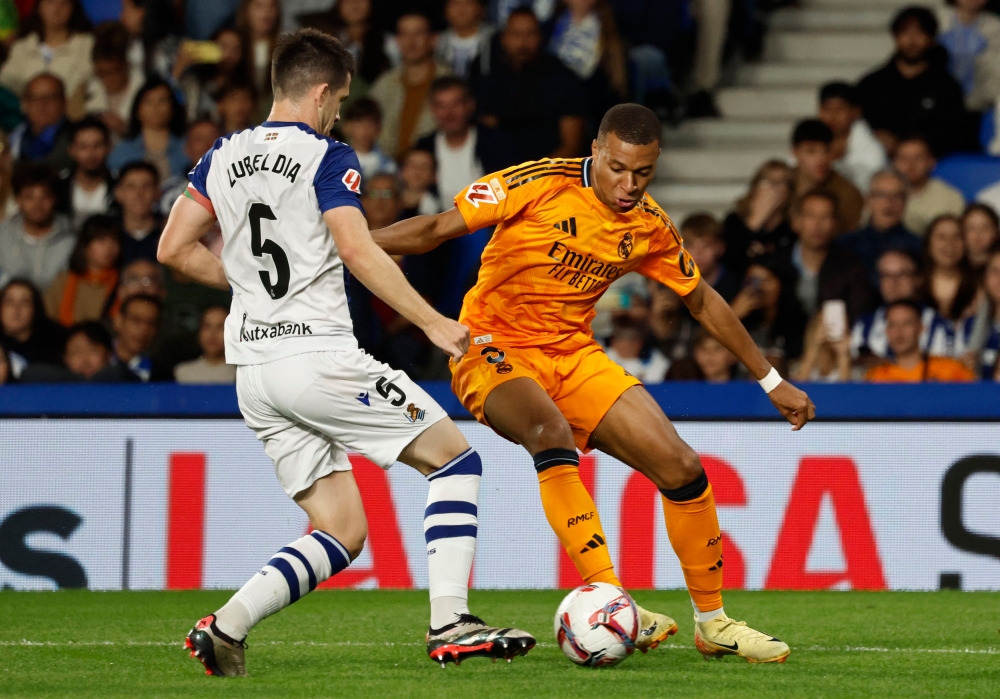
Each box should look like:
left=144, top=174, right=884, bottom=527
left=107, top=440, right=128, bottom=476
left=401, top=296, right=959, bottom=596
left=450, top=340, right=641, bottom=452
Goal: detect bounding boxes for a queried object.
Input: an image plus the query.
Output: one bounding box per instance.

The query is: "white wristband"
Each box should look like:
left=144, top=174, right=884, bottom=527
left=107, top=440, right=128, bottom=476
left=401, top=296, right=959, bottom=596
left=758, top=367, right=783, bottom=394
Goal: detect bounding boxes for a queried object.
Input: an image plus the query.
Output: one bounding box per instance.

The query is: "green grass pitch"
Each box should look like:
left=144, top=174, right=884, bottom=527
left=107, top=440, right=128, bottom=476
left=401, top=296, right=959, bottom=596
left=1, top=589, right=998, bottom=698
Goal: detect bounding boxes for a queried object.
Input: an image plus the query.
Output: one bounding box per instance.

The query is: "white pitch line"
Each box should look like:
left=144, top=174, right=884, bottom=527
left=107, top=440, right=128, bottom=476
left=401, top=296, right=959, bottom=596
left=1, top=640, right=997, bottom=655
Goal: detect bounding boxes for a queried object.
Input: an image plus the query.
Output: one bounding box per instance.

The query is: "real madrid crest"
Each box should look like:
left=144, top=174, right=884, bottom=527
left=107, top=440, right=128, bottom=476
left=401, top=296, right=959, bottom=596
left=617, top=232, right=634, bottom=260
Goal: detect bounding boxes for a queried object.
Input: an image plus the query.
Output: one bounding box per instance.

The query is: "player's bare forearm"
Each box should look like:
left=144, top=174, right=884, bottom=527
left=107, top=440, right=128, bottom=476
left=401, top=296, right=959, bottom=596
left=370, top=208, right=470, bottom=256
left=157, top=193, right=229, bottom=290
left=325, top=207, right=470, bottom=359
left=682, top=281, right=771, bottom=380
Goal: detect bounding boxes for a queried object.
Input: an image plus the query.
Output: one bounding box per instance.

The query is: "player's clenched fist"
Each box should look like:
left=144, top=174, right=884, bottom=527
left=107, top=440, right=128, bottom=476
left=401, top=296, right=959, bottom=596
left=425, top=317, right=471, bottom=361
left=768, top=381, right=816, bottom=431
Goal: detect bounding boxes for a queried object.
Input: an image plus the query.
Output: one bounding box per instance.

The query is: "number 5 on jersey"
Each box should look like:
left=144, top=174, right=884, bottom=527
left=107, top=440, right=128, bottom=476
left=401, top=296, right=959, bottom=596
left=249, top=202, right=290, bottom=299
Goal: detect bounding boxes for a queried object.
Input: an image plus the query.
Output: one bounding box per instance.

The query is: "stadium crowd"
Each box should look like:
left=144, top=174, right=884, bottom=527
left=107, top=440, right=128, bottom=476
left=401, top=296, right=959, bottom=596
left=0, top=0, right=998, bottom=387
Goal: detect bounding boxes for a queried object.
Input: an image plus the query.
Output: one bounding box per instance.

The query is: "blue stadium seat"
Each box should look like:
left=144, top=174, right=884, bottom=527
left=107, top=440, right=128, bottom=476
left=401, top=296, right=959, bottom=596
left=933, top=154, right=1000, bottom=201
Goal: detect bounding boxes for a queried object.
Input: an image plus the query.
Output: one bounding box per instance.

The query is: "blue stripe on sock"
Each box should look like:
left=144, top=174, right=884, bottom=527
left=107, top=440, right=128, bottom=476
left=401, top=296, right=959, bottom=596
left=424, top=500, right=478, bottom=518
left=426, top=450, right=483, bottom=481
left=267, top=556, right=301, bottom=603
left=310, top=530, right=351, bottom=571
left=425, top=524, right=478, bottom=543
left=279, top=546, right=317, bottom=592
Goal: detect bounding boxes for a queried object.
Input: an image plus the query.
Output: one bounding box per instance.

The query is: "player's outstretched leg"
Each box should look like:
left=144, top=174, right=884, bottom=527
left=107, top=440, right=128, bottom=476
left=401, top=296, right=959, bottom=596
left=185, top=470, right=366, bottom=677
left=484, top=377, right=678, bottom=653
left=398, top=419, right=536, bottom=667
left=591, top=386, right=790, bottom=664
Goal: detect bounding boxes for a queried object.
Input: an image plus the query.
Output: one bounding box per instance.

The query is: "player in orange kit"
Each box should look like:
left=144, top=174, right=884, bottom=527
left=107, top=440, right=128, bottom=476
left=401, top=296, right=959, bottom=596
left=373, top=104, right=815, bottom=663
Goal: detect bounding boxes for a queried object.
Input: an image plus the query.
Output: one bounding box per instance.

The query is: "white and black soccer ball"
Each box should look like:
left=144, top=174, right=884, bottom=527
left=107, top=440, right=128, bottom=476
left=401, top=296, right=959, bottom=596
left=553, top=582, right=639, bottom=667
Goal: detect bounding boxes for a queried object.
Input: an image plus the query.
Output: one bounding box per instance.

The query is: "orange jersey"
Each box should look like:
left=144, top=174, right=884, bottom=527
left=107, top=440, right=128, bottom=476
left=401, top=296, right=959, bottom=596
left=454, top=157, right=701, bottom=352
left=865, top=357, right=976, bottom=383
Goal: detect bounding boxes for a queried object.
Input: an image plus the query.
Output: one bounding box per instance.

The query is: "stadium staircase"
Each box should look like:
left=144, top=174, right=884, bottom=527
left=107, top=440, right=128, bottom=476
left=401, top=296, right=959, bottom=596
left=652, top=0, right=944, bottom=223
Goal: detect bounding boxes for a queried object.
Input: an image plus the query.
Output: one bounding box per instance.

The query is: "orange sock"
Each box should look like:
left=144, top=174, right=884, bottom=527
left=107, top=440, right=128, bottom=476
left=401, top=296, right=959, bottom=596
left=537, top=463, right=620, bottom=586
left=661, top=472, right=724, bottom=612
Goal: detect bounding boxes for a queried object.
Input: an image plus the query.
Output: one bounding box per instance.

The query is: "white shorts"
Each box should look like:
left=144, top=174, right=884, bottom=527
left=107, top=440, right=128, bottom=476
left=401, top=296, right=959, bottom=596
left=236, top=349, right=448, bottom=497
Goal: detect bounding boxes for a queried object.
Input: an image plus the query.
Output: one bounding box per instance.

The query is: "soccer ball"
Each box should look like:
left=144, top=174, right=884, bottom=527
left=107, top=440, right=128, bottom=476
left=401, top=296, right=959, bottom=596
left=553, top=582, right=639, bottom=667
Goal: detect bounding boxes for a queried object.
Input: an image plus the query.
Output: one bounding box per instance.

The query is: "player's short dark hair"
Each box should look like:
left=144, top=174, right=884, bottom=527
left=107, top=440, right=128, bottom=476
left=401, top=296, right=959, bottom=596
left=792, top=119, right=833, bottom=147
left=117, top=160, right=160, bottom=184
left=430, top=76, right=471, bottom=99
left=120, top=293, right=163, bottom=318
left=891, top=6, right=937, bottom=37
left=12, top=162, right=58, bottom=197
left=885, top=298, right=923, bottom=320
left=272, top=29, right=356, bottom=100
left=343, top=97, right=382, bottom=124
left=66, top=321, right=113, bottom=351
left=819, top=81, right=859, bottom=106
left=70, top=115, right=111, bottom=144
left=598, top=103, right=661, bottom=146
left=680, top=213, right=722, bottom=241
left=791, top=189, right=838, bottom=216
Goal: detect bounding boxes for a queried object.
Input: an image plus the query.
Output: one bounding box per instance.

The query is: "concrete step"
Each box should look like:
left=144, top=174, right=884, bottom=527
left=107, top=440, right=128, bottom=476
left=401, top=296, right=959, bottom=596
left=658, top=147, right=787, bottom=181
left=763, top=31, right=893, bottom=63
left=664, top=118, right=795, bottom=147
left=802, top=0, right=942, bottom=9
left=735, top=61, right=871, bottom=88
left=649, top=181, right=748, bottom=209
left=717, top=87, right=816, bottom=120
left=770, top=7, right=894, bottom=31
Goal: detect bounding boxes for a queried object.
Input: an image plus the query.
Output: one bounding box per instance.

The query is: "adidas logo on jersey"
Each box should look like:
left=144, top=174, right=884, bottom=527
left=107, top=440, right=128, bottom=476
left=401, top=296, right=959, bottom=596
left=553, top=217, right=577, bottom=236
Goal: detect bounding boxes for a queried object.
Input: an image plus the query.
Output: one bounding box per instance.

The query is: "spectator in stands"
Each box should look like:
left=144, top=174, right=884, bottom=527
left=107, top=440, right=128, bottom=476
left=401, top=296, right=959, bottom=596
left=958, top=246, right=1000, bottom=379
left=857, top=7, right=971, bottom=156
left=9, top=74, right=74, bottom=173
left=0, top=278, right=67, bottom=372
left=688, top=329, right=737, bottom=383
left=44, top=214, right=121, bottom=326
left=920, top=214, right=977, bottom=321
left=120, top=0, right=179, bottom=78
left=56, top=117, right=115, bottom=230
left=865, top=300, right=975, bottom=381
left=415, top=77, right=514, bottom=205
left=159, top=119, right=223, bottom=216
left=0, top=341, right=10, bottom=384
left=817, top=82, right=887, bottom=195
left=790, top=119, right=863, bottom=235
left=0, top=132, right=14, bottom=222
left=851, top=248, right=954, bottom=360
left=838, top=170, right=922, bottom=287
left=684, top=0, right=731, bottom=119
left=113, top=258, right=166, bottom=314
left=0, top=164, right=74, bottom=290
left=370, top=13, right=450, bottom=161
left=782, top=190, right=872, bottom=322
left=108, top=77, right=187, bottom=181
left=730, top=256, right=807, bottom=371
left=962, top=203, right=999, bottom=271
left=340, top=98, right=397, bottom=180
left=86, top=21, right=143, bottom=139
left=893, top=134, right=966, bottom=236
left=793, top=315, right=853, bottom=383
left=437, top=0, right=494, bottom=78
left=111, top=292, right=160, bottom=381
left=471, top=8, right=587, bottom=162
left=0, top=0, right=94, bottom=120
left=399, top=149, right=441, bottom=218
left=215, top=82, right=258, bottom=133
left=646, top=280, right=697, bottom=365
left=548, top=0, right=629, bottom=129
left=605, top=316, right=669, bottom=383
left=722, top=160, right=795, bottom=278
left=680, top=213, right=739, bottom=302
left=977, top=177, right=1000, bottom=214
left=235, top=0, right=280, bottom=121
left=174, top=305, right=236, bottom=384
left=114, top=161, right=162, bottom=265
left=937, top=0, right=1000, bottom=111
left=299, top=0, right=391, bottom=87
left=175, top=27, right=251, bottom=123
left=62, top=321, right=117, bottom=380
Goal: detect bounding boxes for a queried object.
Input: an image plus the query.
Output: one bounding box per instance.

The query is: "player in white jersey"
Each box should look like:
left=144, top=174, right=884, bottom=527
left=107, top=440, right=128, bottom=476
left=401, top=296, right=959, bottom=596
left=156, top=30, right=534, bottom=676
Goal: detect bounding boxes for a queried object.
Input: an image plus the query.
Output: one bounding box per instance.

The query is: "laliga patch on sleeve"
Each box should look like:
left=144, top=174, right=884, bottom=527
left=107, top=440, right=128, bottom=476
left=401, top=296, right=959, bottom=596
left=464, top=182, right=499, bottom=208
left=342, top=168, right=361, bottom=194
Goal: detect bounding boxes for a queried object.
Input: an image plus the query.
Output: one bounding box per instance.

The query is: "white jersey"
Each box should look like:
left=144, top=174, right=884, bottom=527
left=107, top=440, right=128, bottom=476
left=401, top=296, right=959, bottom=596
left=187, top=120, right=365, bottom=365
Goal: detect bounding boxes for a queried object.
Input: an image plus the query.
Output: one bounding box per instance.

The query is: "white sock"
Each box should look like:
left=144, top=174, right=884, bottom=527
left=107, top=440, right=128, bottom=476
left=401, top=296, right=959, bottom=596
left=692, top=599, right=725, bottom=623
left=425, top=448, right=481, bottom=630
left=214, top=531, right=352, bottom=640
